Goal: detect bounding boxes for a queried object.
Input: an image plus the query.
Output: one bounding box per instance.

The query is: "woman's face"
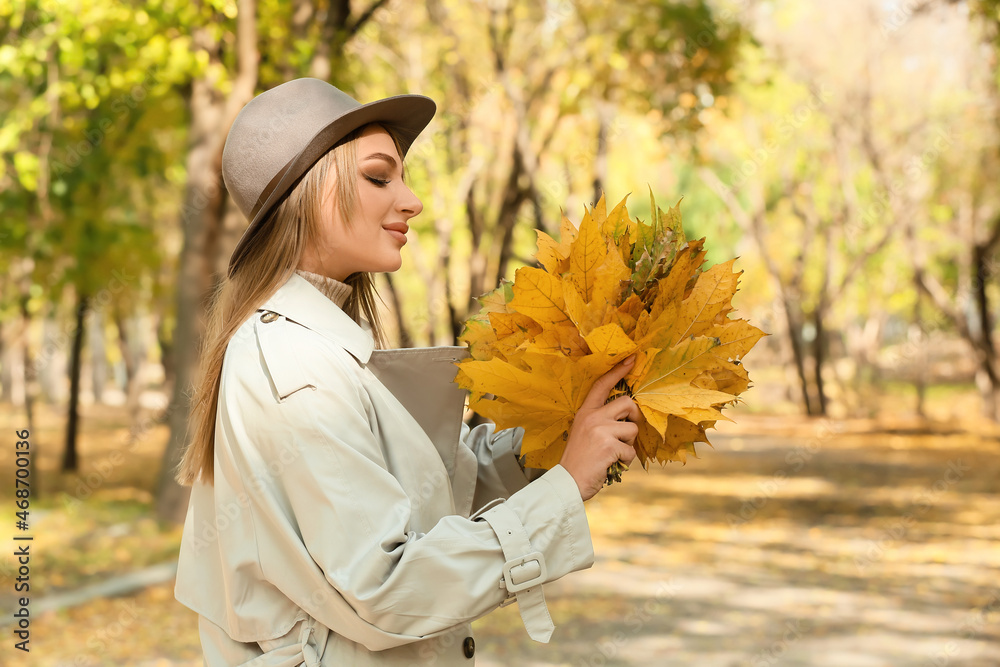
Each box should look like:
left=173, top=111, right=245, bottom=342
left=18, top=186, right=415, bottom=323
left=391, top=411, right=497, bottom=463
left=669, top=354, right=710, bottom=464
left=300, top=124, right=423, bottom=282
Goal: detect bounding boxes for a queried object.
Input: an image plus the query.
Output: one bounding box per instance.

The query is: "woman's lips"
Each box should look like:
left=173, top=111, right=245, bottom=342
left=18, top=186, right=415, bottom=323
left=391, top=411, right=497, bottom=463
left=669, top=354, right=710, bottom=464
left=385, top=228, right=407, bottom=244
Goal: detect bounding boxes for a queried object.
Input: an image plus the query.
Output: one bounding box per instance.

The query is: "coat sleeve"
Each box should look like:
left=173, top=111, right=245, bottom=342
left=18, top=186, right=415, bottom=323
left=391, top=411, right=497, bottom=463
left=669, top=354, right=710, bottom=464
left=234, top=347, right=595, bottom=650
left=462, top=421, right=548, bottom=511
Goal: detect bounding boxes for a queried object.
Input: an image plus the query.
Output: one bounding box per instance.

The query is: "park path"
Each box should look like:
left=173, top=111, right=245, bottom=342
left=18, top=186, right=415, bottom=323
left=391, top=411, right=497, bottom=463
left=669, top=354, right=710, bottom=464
left=472, top=422, right=1000, bottom=666
left=20, top=417, right=1000, bottom=666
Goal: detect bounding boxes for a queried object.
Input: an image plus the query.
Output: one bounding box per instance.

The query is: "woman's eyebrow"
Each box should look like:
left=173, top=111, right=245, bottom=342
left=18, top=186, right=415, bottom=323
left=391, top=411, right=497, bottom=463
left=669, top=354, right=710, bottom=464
left=361, top=152, right=398, bottom=168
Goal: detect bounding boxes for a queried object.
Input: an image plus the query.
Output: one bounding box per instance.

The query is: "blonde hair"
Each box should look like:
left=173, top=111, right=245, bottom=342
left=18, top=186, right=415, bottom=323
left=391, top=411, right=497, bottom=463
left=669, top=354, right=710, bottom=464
left=176, top=123, right=406, bottom=485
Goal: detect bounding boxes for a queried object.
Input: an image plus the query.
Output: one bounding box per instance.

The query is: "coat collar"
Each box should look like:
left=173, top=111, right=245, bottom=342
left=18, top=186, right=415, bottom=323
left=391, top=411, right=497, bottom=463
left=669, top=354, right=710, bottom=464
left=260, top=272, right=375, bottom=364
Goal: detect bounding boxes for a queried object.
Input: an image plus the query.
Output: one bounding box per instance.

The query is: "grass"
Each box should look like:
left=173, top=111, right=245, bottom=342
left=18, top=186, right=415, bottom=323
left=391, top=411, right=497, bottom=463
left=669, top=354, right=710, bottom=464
left=0, top=492, right=183, bottom=597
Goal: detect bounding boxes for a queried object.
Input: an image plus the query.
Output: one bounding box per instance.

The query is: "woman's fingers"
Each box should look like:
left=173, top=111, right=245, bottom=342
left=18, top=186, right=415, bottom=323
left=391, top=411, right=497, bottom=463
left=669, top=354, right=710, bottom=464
left=560, top=354, right=646, bottom=501
left=617, top=443, right=637, bottom=466
left=608, top=441, right=637, bottom=468
left=604, top=394, right=642, bottom=423
left=580, top=355, right=636, bottom=411
left=607, top=420, right=639, bottom=446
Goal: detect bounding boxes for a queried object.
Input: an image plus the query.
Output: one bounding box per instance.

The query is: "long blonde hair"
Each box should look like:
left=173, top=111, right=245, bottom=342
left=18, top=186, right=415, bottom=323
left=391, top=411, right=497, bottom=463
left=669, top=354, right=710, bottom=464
left=176, top=122, right=406, bottom=486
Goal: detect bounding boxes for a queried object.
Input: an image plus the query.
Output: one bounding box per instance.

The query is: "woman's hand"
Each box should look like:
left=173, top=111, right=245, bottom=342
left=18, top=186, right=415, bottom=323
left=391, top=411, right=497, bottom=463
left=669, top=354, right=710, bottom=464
left=559, top=355, right=641, bottom=501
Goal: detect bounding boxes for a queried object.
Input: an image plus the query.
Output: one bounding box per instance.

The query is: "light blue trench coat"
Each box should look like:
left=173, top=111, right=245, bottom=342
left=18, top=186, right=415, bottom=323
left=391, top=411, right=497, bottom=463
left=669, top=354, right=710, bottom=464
left=173, top=272, right=596, bottom=665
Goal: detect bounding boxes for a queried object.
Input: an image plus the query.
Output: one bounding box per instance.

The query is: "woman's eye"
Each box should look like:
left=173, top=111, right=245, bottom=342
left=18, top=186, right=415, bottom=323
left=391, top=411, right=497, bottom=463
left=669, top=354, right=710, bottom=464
left=363, top=174, right=390, bottom=187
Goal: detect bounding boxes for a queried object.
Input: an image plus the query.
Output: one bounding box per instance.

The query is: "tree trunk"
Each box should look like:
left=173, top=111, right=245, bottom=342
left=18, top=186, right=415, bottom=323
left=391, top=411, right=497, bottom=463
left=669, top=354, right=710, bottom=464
left=62, top=292, right=89, bottom=472
left=155, top=0, right=258, bottom=524
left=1, top=322, right=23, bottom=405
left=434, top=208, right=461, bottom=345
left=154, top=74, right=225, bottom=523
left=21, top=296, right=39, bottom=498
left=781, top=298, right=814, bottom=415
left=591, top=101, right=611, bottom=205
left=912, top=294, right=927, bottom=418
left=465, top=186, right=488, bottom=311
left=972, top=243, right=999, bottom=420
left=382, top=272, right=414, bottom=348
left=114, top=309, right=142, bottom=417
left=811, top=308, right=828, bottom=416
left=156, top=311, right=175, bottom=400
left=88, top=308, right=107, bottom=404
left=492, top=144, right=529, bottom=285
left=38, top=315, right=62, bottom=402
left=155, top=64, right=229, bottom=522
left=0, top=323, right=9, bottom=404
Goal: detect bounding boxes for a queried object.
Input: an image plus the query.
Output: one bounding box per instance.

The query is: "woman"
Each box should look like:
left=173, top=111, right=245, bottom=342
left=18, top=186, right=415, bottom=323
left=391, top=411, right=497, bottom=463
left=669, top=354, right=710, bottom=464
left=173, top=77, right=641, bottom=666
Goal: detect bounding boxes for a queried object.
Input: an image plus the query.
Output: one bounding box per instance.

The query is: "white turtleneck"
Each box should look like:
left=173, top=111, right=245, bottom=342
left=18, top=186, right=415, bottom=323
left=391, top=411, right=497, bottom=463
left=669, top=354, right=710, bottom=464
left=295, top=269, right=353, bottom=309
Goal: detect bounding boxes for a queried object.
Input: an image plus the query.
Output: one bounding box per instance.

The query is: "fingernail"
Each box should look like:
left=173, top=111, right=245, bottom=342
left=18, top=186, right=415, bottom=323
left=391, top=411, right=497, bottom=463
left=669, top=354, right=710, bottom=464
left=623, top=355, right=635, bottom=366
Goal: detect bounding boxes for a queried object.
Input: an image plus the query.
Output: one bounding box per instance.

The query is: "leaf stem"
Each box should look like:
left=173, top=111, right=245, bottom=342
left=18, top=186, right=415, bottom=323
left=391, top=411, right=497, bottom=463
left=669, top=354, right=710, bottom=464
left=604, top=376, right=634, bottom=486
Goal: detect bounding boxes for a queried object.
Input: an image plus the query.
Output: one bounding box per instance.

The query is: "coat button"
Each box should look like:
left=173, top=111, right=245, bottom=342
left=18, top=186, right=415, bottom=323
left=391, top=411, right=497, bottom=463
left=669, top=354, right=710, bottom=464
left=462, top=636, right=475, bottom=659
left=259, top=310, right=280, bottom=323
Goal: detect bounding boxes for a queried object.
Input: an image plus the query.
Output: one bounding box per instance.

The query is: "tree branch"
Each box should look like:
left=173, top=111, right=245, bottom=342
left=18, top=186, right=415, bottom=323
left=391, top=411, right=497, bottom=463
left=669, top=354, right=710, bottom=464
left=347, top=0, right=391, bottom=38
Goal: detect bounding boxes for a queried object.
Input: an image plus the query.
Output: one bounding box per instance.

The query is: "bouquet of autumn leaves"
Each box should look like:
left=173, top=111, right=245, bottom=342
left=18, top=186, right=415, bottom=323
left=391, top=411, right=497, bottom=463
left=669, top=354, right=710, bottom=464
left=452, top=191, right=766, bottom=481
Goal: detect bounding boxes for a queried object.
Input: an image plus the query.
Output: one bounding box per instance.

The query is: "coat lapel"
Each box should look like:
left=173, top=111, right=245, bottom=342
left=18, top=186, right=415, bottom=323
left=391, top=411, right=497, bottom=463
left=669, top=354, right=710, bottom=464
left=262, top=273, right=479, bottom=516
left=261, top=272, right=374, bottom=365
left=367, top=346, right=479, bottom=516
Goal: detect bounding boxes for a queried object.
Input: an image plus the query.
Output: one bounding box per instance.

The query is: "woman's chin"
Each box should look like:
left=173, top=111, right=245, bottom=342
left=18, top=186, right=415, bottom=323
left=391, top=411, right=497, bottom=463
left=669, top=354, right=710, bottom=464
left=377, top=253, right=404, bottom=273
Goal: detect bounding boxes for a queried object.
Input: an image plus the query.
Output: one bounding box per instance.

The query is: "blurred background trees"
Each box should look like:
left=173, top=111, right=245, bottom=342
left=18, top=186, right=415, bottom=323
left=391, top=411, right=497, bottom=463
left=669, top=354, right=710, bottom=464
left=1, top=0, right=997, bottom=521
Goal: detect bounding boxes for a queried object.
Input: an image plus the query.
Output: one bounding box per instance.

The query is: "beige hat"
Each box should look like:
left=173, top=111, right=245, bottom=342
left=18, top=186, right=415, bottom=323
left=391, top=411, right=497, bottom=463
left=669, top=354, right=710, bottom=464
left=222, top=77, right=436, bottom=277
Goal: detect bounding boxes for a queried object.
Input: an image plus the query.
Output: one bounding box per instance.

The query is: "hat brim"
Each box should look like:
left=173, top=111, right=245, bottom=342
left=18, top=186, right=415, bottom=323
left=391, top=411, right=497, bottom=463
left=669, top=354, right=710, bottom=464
left=227, top=93, right=436, bottom=278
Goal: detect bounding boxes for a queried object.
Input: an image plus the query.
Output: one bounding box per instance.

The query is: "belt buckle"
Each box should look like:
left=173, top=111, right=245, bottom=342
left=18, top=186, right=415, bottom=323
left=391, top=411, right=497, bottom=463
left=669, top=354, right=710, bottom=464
left=501, top=551, right=546, bottom=593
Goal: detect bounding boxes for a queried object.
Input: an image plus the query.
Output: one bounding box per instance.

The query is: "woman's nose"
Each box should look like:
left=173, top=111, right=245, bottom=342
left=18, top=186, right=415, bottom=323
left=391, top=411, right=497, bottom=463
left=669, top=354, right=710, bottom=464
left=398, top=184, right=423, bottom=218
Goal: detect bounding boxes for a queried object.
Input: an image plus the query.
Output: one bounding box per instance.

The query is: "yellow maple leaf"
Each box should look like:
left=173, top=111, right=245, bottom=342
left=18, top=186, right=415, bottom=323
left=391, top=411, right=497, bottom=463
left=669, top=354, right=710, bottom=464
left=566, top=206, right=608, bottom=303
left=531, top=322, right=590, bottom=357
left=507, top=266, right=571, bottom=326
left=454, top=191, right=768, bottom=477
left=535, top=229, right=569, bottom=274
